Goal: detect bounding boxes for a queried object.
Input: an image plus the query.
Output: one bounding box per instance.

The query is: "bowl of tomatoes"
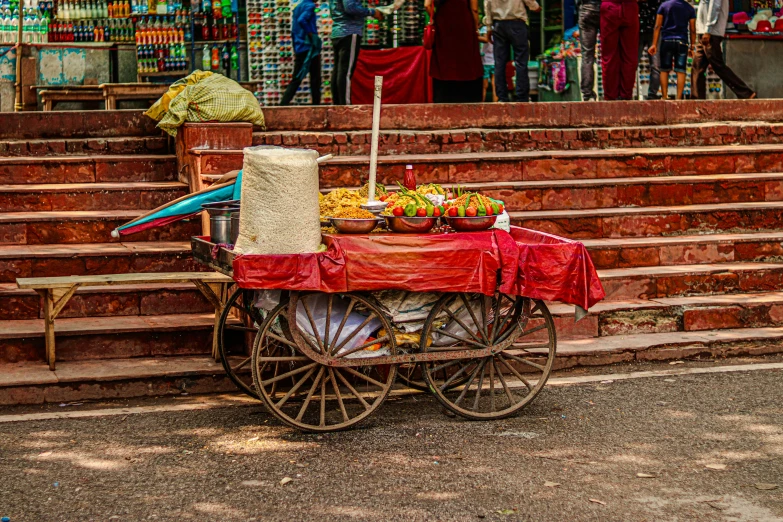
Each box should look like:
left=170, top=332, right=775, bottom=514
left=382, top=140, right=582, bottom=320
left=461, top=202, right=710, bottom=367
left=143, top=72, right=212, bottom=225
left=384, top=216, right=438, bottom=233
left=443, top=215, right=497, bottom=232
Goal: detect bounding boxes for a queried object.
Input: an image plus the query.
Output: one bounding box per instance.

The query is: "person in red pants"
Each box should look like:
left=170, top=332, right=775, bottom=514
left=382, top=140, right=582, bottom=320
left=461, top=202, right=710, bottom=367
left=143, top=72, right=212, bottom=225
left=600, top=0, right=640, bottom=100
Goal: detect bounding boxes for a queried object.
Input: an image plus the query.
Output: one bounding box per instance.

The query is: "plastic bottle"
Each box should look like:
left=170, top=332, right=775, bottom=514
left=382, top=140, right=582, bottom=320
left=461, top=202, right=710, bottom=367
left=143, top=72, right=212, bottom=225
left=403, top=164, right=416, bottom=190
left=229, top=43, right=237, bottom=71
left=210, top=43, right=218, bottom=70
left=200, top=42, right=209, bottom=69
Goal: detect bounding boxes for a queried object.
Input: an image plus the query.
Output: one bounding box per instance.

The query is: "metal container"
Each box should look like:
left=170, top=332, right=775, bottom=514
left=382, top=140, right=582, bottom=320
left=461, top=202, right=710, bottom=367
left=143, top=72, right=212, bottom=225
left=202, top=200, right=241, bottom=218
left=444, top=215, right=498, bottom=232
left=384, top=215, right=437, bottom=233
left=230, top=211, right=241, bottom=244
left=330, top=217, right=380, bottom=234
left=210, top=215, right=233, bottom=245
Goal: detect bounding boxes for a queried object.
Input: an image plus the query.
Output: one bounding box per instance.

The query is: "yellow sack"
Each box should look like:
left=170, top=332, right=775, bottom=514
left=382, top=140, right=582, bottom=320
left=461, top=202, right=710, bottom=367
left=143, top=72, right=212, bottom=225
left=145, top=70, right=213, bottom=122
left=146, top=71, right=266, bottom=136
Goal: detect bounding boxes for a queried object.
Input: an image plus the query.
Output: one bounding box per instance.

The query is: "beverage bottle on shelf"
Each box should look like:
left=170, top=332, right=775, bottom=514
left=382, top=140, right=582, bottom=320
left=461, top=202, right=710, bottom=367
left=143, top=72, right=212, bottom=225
left=200, top=41, right=209, bottom=69
left=165, top=0, right=171, bottom=13
left=230, top=13, right=236, bottom=37
left=200, top=15, right=207, bottom=39
left=200, top=0, right=207, bottom=14
left=210, top=0, right=217, bottom=18
left=107, top=0, right=113, bottom=16
left=229, top=43, right=237, bottom=71
left=182, top=19, right=189, bottom=40
left=210, top=14, right=217, bottom=39
left=130, top=0, right=136, bottom=13
left=100, top=0, right=107, bottom=17
left=219, top=0, right=227, bottom=17
left=210, top=43, right=217, bottom=69
left=220, top=41, right=228, bottom=69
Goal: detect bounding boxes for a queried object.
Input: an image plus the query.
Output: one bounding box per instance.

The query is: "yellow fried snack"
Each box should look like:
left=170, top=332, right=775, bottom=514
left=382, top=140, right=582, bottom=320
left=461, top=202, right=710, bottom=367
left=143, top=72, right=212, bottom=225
left=319, top=189, right=367, bottom=220
left=333, top=207, right=376, bottom=219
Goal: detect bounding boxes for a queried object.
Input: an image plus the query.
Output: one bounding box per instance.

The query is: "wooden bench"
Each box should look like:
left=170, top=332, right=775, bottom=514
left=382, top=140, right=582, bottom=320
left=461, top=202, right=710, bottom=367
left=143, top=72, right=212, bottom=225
left=101, top=83, right=170, bottom=110
left=16, top=272, right=234, bottom=370
left=39, top=86, right=104, bottom=111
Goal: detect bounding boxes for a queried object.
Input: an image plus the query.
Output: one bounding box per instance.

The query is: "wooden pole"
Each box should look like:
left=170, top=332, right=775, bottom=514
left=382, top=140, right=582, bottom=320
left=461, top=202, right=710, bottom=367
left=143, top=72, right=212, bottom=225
left=14, top=10, right=24, bottom=112
left=367, top=76, right=383, bottom=203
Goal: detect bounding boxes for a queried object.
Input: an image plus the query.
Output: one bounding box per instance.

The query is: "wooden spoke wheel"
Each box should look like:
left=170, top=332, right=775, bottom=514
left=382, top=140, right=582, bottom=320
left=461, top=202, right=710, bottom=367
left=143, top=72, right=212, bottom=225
left=420, top=293, right=557, bottom=420
left=252, top=292, right=398, bottom=432
left=217, top=286, right=266, bottom=399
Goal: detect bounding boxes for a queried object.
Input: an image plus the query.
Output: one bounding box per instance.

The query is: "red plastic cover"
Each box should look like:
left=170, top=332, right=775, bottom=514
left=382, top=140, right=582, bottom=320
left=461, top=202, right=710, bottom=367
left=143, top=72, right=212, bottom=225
left=232, top=227, right=605, bottom=310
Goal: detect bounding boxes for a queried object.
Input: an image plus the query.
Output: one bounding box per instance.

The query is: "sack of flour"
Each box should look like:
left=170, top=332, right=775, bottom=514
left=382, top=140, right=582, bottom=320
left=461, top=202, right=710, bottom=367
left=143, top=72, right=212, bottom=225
left=234, top=146, right=322, bottom=255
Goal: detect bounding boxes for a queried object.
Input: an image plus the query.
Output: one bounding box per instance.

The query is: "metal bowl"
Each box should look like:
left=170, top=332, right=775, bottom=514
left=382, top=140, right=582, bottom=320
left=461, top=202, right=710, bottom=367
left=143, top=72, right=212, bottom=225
left=384, top=215, right=437, bottom=233
left=444, top=215, right=498, bottom=232
left=330, top=217, right=381, bottom=234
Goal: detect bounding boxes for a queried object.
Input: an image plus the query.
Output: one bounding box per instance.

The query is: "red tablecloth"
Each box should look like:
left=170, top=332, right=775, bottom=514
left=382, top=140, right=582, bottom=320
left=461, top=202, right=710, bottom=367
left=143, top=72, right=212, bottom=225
left=351, top=46, right=432, bottom=105
left=232, top=227, right=605, bottom=310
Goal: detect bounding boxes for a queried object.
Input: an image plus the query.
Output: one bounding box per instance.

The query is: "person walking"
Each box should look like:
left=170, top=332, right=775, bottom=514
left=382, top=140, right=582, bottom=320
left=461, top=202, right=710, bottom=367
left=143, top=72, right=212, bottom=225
left=478, top=26, right=498, bottom=101
left=647, top=0, right=696, bottom=99
left=691, top=0, right=756, bottom=99
left=281, top=0, right=322, bottom=106
left=600, top=0, right=640, bottom=100
left=577, top=0, right=601, bottom=100
left=329, top=0, right=384, bottom=105
left=485, top=0, right=540, bottom=102
left=638, top=0, right=662, bottom=99
left=425, top=0, right=484, bottom=103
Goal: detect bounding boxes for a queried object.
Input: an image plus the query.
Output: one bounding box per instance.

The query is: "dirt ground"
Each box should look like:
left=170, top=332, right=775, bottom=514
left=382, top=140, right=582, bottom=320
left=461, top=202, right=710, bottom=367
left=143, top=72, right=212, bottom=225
left=1, top=359, right=782, bottom=522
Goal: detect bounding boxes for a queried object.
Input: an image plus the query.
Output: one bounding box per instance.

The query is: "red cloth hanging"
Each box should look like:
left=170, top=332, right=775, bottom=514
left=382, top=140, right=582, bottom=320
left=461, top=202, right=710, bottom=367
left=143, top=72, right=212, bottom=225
left=350, top=46, right=433, bottom=105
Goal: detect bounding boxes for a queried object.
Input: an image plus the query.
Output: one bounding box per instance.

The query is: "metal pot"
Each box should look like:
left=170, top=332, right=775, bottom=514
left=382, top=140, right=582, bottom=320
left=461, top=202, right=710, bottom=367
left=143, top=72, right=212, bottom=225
left=231, top=211, right=241, bottom=244
left=210, top=215, right=232, bottom=245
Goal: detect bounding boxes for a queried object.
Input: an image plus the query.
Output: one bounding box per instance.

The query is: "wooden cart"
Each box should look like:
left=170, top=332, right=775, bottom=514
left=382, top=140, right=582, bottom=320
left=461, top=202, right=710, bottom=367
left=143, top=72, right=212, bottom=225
left=193, top=236, right=560, bottom=433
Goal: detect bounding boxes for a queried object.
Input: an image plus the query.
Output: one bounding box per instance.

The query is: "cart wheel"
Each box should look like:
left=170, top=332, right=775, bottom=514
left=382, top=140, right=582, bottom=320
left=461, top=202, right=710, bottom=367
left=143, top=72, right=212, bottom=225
left=420, top=294, right=556, bottom=420
left=253, top=292, right=398, bottom=432
left=217, top=286, right=266, bottom=399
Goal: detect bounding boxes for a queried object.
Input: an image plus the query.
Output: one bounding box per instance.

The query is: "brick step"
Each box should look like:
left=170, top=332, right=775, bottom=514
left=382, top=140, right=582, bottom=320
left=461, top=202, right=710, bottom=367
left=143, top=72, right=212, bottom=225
left=0, top=111, right=161, bottom=140
left=583, top=231, right=783, bottom=269
left=3, top=324, right=782, bottom=404
left=254, top=121, right=783, bottom=156
left=0, top=136, right=169, bottom=157
left=551, top=326, right=783, bottom=369
left=0, top=356, right=237, bottom=405
left=0, top=155, right=176, bottom=184
left=314, top=144, right=783, bottom=187
left=550, top=291, right=783, bottom=339
left=0, top=241, right=201, bottom=283
left=0, top=282, right=212, bottom=321
left=0, top=182, right=187, bottom=212
left=598, top=262, right=783, bottom=300
left=371, top=173, right=783, bottom=212
left=195, top=144, right=783, bottom=186
left=512, top=201, right=783, bottom=239
left=0, top=313, right=223, bottom=364
left=0, top=210, right=200, bottom=245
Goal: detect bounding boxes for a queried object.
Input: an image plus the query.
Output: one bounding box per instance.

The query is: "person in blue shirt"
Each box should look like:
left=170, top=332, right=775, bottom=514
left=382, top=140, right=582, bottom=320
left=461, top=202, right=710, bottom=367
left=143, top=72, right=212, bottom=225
left=281, top=0, right=322, bottom=106
left=647, top=0, right=696, bottom=100
left=329, top=0, right=384, bottom=105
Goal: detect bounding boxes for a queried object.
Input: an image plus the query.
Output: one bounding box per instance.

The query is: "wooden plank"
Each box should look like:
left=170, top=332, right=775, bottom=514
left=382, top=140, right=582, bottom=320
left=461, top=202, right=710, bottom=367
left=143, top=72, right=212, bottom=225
left=17, top=272, right=233, bottom=290
left=40, top=289, right=56, bottom=371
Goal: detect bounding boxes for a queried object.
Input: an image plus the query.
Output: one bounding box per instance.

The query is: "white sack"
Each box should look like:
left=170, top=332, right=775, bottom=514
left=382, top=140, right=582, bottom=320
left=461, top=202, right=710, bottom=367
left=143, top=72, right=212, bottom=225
left=234, top=146, right=322, bottom=255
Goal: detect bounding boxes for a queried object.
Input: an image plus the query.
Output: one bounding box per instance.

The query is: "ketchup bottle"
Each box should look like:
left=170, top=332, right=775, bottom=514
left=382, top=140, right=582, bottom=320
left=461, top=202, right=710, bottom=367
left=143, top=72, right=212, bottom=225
left=403, top=164, right=416, bottom=191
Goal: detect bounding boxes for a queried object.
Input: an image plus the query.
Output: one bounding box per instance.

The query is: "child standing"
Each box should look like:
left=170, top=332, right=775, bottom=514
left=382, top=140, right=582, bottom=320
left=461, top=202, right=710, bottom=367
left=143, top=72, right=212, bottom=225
left=647, top=0, right=696, bottom=100
left=478, top=26, right=498, bottom=102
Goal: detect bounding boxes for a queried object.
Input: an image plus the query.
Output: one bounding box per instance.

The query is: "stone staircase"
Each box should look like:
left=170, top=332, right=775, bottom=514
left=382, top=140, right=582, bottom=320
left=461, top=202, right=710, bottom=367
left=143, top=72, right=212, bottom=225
left=0, top=112, right=219, bottom=403
left=4, top=100, right=783, bottom=404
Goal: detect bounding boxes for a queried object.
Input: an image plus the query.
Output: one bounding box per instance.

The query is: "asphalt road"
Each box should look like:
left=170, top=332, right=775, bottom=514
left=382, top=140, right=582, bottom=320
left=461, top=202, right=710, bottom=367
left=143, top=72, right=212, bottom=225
left=1, top=361, right=782, bottom=522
